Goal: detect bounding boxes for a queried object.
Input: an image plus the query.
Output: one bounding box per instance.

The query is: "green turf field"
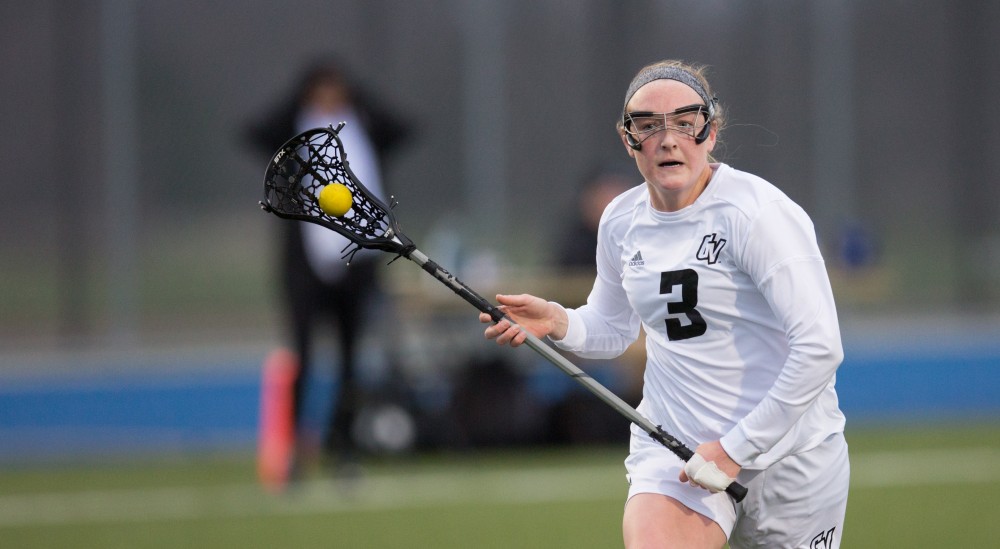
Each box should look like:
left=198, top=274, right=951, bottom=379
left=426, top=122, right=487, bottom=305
left=0, top=423, right=997, bottom=548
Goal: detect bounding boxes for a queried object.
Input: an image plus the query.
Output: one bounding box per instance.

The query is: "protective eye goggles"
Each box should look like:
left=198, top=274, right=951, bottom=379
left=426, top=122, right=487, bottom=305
left=622, top=104, right=713, bottom=148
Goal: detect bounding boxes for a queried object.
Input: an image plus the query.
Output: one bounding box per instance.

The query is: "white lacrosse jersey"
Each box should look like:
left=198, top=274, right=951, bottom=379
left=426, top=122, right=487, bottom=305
left=554, top=163, right=845, bottom=470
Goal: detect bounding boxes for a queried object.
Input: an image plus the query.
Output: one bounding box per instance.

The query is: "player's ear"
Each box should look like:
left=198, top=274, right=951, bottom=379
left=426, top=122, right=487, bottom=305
left=704, top=125, right=718, bottom=155
left=620, top=130, right=637, bottom=158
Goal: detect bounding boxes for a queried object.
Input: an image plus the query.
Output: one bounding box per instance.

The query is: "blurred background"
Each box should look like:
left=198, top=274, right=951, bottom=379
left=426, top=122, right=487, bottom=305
left=1, top=0, right=998, bottom=545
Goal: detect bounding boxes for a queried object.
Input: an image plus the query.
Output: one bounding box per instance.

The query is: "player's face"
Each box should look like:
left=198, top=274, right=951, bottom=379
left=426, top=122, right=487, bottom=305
left=622, top=79, right=716, bottom=212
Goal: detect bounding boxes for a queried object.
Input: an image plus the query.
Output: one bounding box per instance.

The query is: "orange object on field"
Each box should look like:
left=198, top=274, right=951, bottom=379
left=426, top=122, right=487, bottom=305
left=257, top=347, right=298, bottom=492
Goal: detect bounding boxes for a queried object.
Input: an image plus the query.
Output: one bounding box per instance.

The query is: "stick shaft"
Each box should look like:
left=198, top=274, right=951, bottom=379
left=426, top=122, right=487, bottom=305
left=405, top=246, right=748, bottom=502
left=402, top=246, right=745, bottom=501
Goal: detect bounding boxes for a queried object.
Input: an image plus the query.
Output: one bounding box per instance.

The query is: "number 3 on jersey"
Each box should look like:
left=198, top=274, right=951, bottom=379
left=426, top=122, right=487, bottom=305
left=660, top=269, right=707, bottom=341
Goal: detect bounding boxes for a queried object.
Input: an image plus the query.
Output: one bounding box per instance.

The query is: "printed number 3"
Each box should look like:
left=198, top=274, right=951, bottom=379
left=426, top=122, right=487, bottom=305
left=660, top=269, right=707, bottom=341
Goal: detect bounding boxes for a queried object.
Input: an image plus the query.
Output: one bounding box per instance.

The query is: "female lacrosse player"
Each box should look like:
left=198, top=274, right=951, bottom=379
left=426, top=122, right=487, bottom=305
left=482, top=60, right=849, bottom=548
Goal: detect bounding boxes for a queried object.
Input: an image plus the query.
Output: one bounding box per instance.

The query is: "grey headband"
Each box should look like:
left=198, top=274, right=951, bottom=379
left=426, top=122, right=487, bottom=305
left=622, top=65, right=712, bottom=115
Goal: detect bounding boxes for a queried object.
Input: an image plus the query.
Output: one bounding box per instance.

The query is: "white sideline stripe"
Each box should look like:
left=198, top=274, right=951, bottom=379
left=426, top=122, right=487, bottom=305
left=0, top=448, right=997, bottom=527
left=0, top=465, right=624, bottom=527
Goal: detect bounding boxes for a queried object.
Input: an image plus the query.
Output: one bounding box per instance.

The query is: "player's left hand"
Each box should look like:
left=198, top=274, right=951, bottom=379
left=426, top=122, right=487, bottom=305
left=679, top=440, right=741, bottom=493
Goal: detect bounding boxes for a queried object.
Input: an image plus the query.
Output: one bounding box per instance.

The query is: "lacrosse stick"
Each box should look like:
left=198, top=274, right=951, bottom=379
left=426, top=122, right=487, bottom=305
left=258, top=123, right=748, bottom=502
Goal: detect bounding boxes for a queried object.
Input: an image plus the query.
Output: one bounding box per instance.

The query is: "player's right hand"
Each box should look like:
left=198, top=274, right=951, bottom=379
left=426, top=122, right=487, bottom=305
left=481, top=294, right=568, bottom=347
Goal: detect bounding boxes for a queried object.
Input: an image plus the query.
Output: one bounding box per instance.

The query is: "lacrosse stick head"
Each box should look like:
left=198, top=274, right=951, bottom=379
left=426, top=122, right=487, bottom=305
left=260, top=123, right=413, bottom=256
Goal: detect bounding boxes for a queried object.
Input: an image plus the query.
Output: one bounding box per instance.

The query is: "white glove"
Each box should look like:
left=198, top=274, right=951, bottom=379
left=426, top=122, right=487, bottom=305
left=683, top=453, right=735, bottom=493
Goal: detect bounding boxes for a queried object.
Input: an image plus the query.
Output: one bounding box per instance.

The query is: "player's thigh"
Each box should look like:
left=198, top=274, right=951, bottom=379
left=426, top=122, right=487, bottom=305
left=623, top=493, right=727, bottom=549
left=625, top=432, right=739, bottom=534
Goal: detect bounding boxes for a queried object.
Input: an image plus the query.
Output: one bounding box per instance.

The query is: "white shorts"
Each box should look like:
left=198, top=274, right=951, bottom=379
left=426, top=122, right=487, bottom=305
left=625, top=431, right=849, bottom=549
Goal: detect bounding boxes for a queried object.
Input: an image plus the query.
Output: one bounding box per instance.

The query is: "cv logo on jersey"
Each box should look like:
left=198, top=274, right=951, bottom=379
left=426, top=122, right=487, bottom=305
left=809, top=526, right=836, bottom=548
left=696, top=233, right=727, bottom=265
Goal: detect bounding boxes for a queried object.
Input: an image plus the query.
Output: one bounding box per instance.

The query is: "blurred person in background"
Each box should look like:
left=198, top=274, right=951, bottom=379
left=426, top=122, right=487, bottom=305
left=245, top=56, right=411, bottom=480
left=481, top=60, right=848, bottom=548
left=557, top=166, right=634, bottom=275
left=555, top=166, right=634, bottom=312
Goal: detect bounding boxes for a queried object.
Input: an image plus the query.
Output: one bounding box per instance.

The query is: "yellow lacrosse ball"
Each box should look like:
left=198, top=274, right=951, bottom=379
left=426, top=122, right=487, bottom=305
left=318, top=183, right=353, bottom=217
